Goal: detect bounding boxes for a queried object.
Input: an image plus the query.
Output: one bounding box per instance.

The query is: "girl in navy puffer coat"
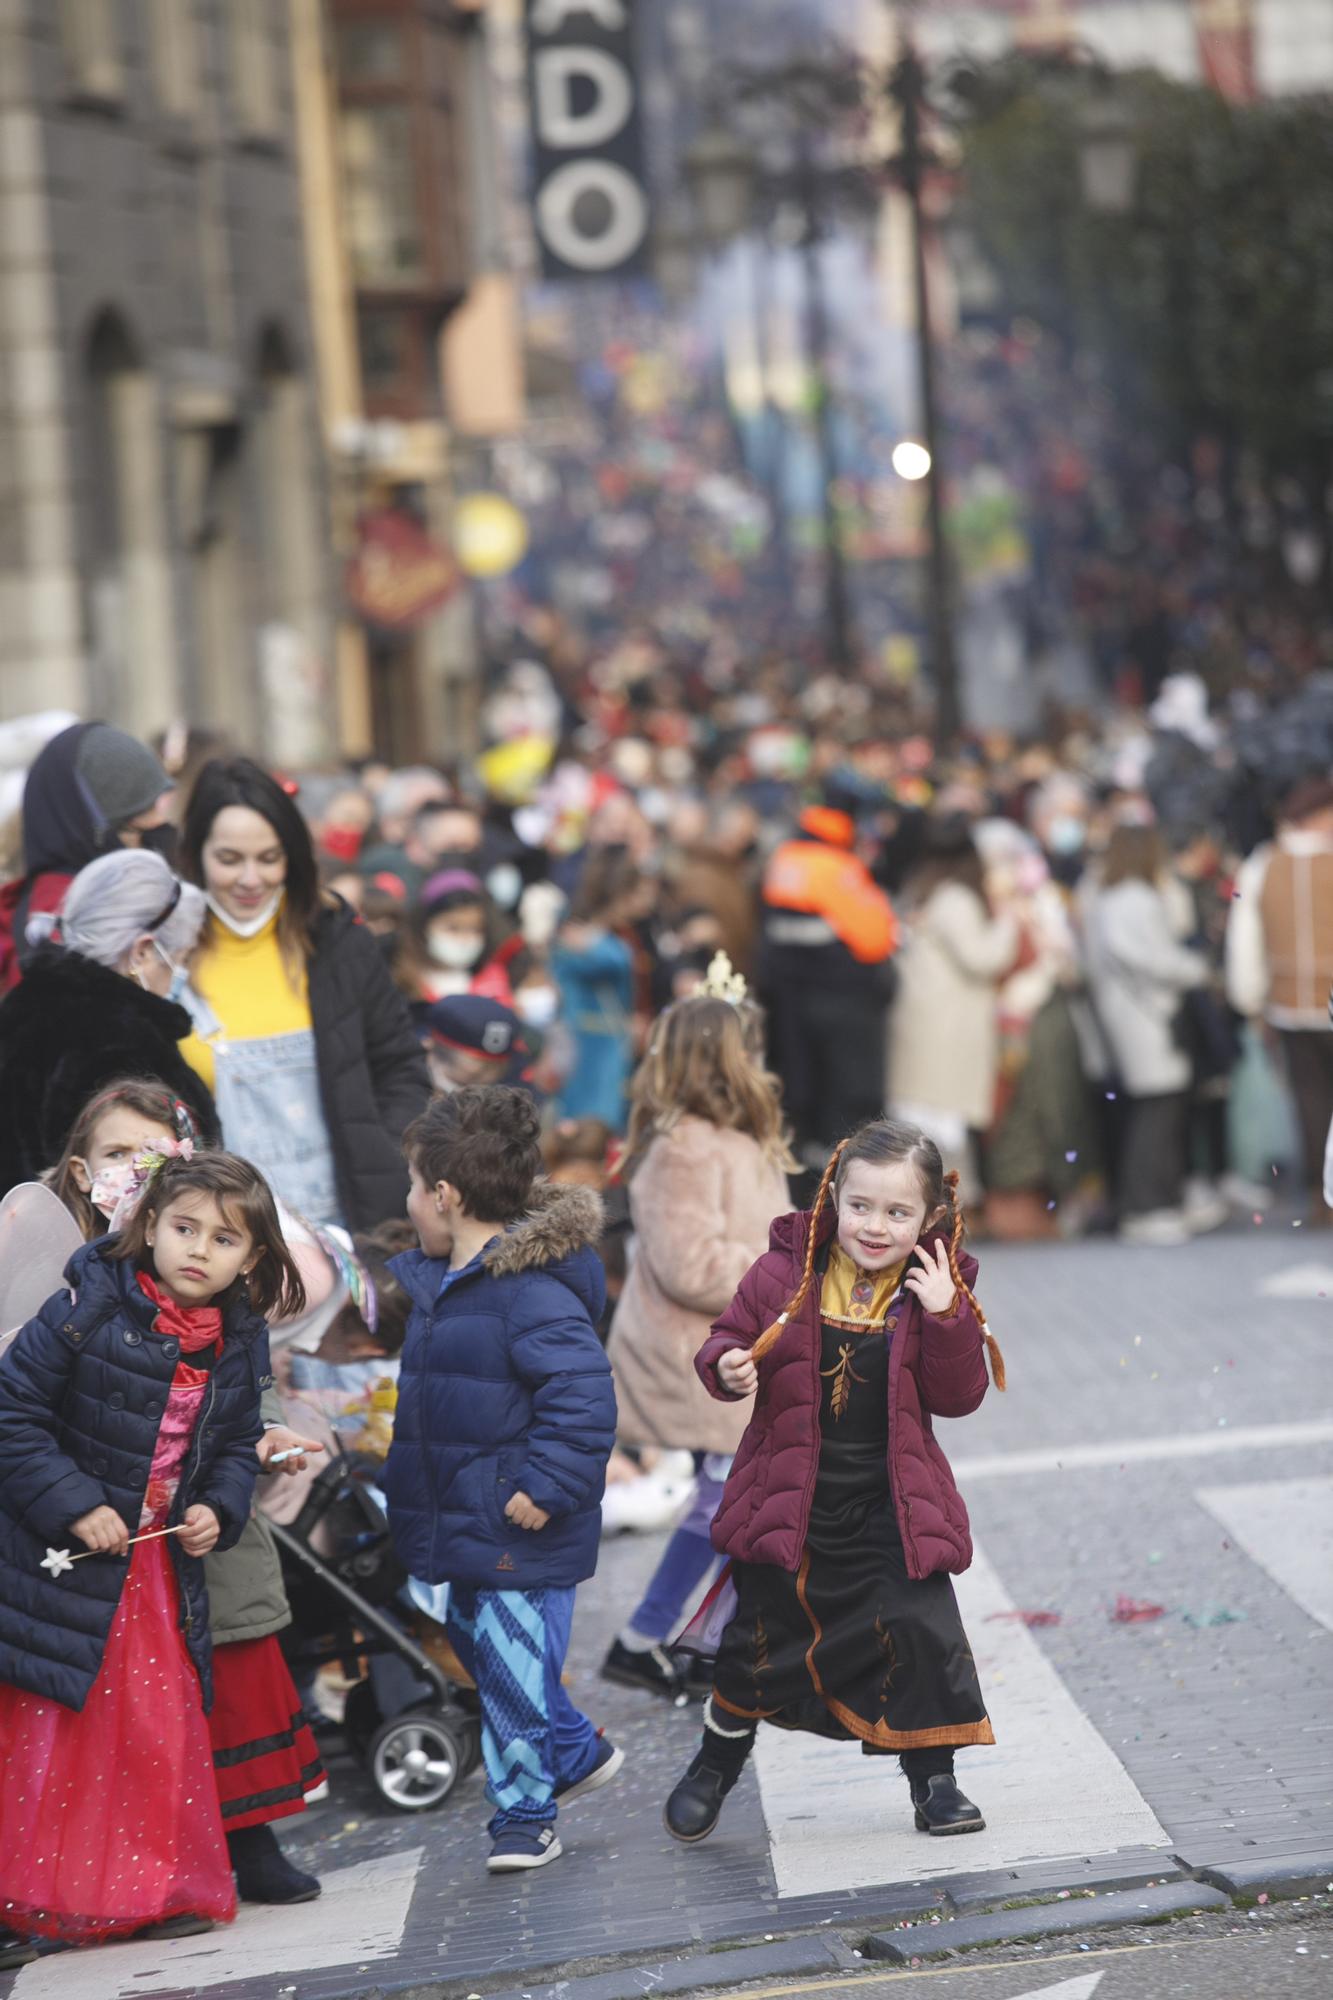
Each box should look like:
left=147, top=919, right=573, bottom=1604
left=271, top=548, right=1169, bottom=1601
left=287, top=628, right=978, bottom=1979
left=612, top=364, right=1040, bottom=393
left=0, top=1150, right=303, bottom=1961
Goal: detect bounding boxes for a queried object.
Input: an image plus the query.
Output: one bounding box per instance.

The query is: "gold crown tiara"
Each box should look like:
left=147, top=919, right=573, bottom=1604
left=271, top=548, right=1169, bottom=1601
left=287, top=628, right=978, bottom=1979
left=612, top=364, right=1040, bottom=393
left=700, top=950, right=748, bottom=1007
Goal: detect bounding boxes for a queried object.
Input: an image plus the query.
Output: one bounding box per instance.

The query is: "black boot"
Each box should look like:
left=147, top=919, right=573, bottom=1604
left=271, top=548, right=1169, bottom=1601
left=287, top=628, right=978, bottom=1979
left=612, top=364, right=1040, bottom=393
left=228, top=1823, right=322, bottom=1904
left=911, top=1773, right=985, bottom=1835
left=664, top=1710, right=755, bottom=1843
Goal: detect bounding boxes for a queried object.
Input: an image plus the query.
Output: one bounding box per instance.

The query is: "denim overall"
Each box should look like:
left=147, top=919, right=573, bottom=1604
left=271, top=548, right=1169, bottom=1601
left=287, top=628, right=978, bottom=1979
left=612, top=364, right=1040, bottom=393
left=185, top=993, right=343, bottom=1230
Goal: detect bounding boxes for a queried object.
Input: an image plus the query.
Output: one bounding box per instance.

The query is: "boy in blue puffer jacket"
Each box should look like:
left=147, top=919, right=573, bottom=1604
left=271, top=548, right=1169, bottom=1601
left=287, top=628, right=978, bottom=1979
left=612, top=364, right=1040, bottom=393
left=383, top=1085, right=621, bottom=1874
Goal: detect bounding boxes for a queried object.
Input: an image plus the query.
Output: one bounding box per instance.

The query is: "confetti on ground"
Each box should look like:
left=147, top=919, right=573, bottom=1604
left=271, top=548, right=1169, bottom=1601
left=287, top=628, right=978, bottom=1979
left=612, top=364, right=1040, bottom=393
left=1111, top=1595, right=1167, bottom=1623
left=1181, top=1605, right=1248, bottom=1627
left=986, top=1608, right=1062, bottom=1628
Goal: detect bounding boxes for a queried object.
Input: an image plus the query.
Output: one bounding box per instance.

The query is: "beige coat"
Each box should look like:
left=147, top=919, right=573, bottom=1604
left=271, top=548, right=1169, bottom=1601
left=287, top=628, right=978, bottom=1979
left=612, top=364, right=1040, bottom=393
left=888, top=882, right=1019, bottom=1128
left=607, top=1116, right=790, bottom=1454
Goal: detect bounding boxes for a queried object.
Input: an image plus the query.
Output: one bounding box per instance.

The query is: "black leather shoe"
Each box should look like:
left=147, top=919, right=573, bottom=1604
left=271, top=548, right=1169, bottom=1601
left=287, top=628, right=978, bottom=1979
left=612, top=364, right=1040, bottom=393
left=601, top=1638, right=685, bottom=1701
left=912, top=1774, right=985, bottom=1834
left=664, top=1756, right=738, bottom=1843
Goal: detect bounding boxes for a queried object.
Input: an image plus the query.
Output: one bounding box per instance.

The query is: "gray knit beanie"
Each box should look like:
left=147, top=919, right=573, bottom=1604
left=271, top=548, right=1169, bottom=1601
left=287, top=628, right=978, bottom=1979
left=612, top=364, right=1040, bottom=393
left=74, top=723, right=171, bottom=828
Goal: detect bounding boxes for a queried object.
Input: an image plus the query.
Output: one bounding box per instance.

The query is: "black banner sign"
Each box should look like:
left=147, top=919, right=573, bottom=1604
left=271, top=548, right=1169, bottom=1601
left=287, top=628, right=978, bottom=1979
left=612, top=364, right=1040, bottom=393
left=525, top=0, right=650, bottom=280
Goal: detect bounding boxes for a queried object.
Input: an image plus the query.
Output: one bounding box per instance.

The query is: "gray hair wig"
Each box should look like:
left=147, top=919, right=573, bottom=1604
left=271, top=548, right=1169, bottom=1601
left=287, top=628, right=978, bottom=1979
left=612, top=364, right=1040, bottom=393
left=56, top=849, right=205, bottom=970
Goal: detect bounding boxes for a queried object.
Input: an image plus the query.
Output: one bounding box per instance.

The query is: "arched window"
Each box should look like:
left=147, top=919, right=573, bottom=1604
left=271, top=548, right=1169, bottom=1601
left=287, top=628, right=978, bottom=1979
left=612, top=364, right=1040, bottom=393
left=252, top=324, right=330, bottom=760
left=83, top=311, right=175, bottom=729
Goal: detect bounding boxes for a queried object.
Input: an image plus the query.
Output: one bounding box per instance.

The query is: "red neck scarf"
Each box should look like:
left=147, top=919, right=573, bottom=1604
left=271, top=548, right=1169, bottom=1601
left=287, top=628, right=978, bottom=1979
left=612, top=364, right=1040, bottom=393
left=138, top=1271, right=224, bottom=1356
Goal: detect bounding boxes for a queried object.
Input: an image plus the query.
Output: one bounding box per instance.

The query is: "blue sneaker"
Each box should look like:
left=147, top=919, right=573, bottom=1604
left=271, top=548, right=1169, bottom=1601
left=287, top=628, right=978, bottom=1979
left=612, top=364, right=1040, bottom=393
left=486, top=1826, right=563, bottom=1874
left=555, top=1736, right=625, bottom=1806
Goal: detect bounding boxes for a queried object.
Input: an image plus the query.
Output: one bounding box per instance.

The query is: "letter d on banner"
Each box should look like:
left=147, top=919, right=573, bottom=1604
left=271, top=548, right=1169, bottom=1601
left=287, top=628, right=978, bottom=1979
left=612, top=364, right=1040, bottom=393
left=526, top=0, right=650, bottom=280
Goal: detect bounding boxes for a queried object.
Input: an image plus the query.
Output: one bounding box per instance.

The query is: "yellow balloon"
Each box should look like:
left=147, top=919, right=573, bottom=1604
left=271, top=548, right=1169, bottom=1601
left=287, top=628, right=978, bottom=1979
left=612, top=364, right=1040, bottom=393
left=454, top=494, right=529, bottom=579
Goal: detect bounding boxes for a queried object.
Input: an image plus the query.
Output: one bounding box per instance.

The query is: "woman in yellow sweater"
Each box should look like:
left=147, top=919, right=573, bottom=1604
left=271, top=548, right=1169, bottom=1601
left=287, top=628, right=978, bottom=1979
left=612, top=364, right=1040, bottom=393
left=180, top=760, right=429, bottom=1232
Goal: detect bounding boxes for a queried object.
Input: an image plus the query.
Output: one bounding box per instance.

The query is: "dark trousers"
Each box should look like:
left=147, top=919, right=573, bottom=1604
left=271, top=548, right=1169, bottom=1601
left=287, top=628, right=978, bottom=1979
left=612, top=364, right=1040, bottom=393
left=1277, top=1028, right=1333, bottom=1199
left=767, top=983, right=886, bottom=1161
left=1120, top=1090, right=1189, bottom=1216
left=1189, top=1092, right=1229, bottom=1183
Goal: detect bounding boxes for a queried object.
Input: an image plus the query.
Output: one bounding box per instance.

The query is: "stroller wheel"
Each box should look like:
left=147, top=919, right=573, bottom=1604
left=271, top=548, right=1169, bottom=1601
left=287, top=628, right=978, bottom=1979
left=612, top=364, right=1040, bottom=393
left=458, top=1713, right=483, bottom=1778
left=370, top=1708, right=466, bottom=1811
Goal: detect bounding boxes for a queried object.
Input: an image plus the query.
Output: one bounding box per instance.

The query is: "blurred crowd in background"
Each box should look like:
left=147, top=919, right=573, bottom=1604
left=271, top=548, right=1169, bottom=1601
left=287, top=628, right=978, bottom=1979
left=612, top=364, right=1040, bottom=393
left=4, top=627, right=1329, bottom=1267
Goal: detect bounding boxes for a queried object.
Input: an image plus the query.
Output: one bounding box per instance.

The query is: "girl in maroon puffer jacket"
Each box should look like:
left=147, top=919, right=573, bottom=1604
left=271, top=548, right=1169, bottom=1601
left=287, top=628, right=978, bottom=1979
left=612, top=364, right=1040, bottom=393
left=664, top=1119, right=1006, bottom=1846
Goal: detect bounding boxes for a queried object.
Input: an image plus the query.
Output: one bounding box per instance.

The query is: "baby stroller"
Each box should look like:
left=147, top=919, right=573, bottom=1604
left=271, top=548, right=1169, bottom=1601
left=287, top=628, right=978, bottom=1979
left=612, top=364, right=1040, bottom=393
left=272, top=1451, right=481, bottom=1813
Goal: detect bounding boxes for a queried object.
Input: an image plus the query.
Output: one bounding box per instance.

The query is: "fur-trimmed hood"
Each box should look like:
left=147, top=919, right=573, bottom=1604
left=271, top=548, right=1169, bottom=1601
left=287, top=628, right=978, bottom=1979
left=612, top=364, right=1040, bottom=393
left=393, top=1181, right=605, bottom=1321
left=484, top=1181, right=603, bottom=1277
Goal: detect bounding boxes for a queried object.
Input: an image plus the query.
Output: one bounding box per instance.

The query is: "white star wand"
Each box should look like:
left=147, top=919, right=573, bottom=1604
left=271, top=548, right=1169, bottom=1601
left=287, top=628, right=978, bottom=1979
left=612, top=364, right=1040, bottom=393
left=41, top=1524, right=188, bottom=1577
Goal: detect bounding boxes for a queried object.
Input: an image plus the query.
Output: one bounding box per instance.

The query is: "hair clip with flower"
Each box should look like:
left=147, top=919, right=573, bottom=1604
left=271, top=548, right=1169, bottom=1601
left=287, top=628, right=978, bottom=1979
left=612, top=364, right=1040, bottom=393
left=99, top=1136, right=196, bottom=1235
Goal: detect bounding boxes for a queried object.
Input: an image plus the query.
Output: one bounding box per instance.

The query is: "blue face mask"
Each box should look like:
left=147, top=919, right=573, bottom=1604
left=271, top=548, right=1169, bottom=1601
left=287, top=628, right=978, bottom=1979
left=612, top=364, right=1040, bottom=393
left=155, top=940, right=190, bottom=1005
left=1048, top=815, right=1086, bottom=856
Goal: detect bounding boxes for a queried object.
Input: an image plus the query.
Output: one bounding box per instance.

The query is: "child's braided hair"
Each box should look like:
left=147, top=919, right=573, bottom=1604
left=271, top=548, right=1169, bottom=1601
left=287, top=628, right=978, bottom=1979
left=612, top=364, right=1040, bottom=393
left=749, top=1119, right=1006, bottom=1389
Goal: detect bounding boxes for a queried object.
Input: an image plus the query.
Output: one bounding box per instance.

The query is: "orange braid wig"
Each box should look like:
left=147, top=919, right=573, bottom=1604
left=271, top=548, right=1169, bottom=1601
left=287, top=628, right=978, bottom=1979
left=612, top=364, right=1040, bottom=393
left=750, top=1140, right=847, bottom=1361
left=942, top=1168, right=1006, bottom=1390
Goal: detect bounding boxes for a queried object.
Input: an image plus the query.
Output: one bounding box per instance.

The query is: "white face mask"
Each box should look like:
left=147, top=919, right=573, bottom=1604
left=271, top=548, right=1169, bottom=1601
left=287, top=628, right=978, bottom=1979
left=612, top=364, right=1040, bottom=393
left=514, top=985, right=559, bottom=1029
left=427, top=931, right=484, bottom=971
left=207, top=890, right=284, bottom=939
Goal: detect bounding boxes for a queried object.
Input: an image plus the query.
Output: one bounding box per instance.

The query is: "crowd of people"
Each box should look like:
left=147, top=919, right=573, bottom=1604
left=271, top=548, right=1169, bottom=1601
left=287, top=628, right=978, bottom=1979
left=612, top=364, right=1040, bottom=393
left=0, top=652, right=1328, bottom=1960
left=8, top=642, right=1321, bottom=1252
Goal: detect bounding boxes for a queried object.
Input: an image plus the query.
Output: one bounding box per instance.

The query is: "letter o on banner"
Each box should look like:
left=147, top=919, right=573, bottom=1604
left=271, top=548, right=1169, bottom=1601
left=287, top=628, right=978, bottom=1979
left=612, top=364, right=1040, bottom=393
left=536, top=158, right=649, bottom=272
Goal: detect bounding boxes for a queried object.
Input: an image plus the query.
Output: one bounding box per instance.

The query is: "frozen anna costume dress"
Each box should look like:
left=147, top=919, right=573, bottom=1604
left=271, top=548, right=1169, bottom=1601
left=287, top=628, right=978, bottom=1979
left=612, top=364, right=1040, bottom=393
left=0, top=1247, right=268, bottom=1949
left=667, top=1174, right=1003, bottom=1842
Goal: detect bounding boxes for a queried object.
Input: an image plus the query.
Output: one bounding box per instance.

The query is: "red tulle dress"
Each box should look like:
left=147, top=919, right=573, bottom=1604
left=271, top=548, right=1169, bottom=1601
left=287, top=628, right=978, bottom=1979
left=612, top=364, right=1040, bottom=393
left=0, top=1279, right=236, bottom=1943
left=210, top=1635, right=324, bottom=1831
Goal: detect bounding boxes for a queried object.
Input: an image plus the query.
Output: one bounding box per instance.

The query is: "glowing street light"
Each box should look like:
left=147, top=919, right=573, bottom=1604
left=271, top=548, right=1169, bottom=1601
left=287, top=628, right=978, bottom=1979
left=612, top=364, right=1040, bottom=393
left=892, top=439, right=932, bottom=482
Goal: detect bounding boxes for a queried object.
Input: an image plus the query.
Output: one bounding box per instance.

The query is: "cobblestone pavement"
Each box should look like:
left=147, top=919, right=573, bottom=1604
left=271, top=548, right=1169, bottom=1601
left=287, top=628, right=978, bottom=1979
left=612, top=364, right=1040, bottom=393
left=3, top=1222, right=1331, bottom=2000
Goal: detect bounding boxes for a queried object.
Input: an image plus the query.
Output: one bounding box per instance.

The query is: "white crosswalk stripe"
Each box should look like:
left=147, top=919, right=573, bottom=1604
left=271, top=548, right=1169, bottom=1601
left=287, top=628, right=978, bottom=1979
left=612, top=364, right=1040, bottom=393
left=10, top=1850, right=422, bottom=1999
left=952, top=1418, right=1333, bottom=1480
left=1004, top=1978, right=1105, bottom=2000
left=1195, top=1475, right=1333, bottom=1631
left=753, top=1542, right=1171, bottom=1898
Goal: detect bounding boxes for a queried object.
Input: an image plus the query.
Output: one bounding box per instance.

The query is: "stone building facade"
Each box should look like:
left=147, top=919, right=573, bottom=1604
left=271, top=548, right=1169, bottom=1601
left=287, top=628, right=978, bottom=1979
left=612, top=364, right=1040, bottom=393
left=0, top=0, right=332, bottom=761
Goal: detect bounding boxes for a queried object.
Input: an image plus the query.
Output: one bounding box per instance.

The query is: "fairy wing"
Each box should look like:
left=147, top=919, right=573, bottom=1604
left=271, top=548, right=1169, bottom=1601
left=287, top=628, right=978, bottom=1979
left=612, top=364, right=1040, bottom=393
left=0, top=1183, right=84, bottom=1355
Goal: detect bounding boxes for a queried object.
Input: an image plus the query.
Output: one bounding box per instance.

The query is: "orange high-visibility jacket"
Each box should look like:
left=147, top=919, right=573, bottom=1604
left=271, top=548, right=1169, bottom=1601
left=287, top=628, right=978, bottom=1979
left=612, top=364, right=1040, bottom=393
left=762, top=838, right=898, bottom=966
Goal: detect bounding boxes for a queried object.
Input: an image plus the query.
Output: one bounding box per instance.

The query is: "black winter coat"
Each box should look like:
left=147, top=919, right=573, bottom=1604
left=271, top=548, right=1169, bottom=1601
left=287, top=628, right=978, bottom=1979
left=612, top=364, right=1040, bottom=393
left=0, top=947, right=220, bottom=1196
left=306, top=902, right=430, bottom=1230
left=0, top=1242, right=268, bottom=1712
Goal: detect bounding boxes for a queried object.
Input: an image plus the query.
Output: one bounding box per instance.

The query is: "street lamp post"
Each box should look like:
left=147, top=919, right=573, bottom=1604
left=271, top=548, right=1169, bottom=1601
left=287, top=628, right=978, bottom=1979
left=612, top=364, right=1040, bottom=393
left=793, top=150, right=855, bottom=668
left=888, top=40, right=960, bottom=743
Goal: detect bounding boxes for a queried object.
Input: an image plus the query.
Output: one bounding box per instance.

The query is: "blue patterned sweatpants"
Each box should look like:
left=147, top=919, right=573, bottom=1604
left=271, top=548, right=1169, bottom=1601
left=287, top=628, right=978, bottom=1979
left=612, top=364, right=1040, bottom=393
left=446, top=1585, right=602, bottom=1836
